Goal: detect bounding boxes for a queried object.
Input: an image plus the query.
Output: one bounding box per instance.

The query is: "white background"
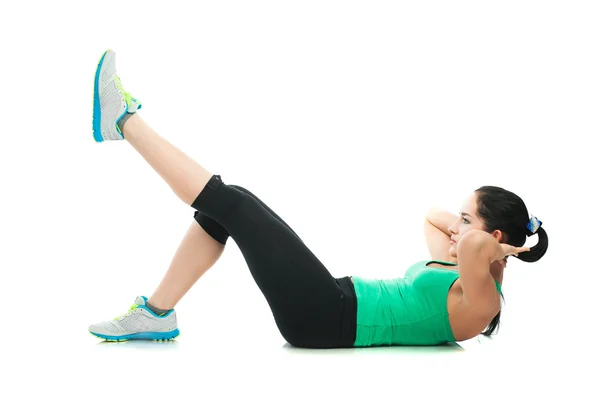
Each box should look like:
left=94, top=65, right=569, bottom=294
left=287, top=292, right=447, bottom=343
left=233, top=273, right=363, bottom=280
left=1, top=0, right=598, bottom=398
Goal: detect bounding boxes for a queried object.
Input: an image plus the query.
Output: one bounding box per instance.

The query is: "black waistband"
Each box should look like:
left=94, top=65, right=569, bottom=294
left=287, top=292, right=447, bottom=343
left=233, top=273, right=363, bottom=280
left=336, top=276, right=357, bottom=347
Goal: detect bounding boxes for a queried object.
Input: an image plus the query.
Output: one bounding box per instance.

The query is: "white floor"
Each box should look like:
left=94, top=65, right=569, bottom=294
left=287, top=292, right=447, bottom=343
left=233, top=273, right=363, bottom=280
left=7, top=325, right=592, bottom=399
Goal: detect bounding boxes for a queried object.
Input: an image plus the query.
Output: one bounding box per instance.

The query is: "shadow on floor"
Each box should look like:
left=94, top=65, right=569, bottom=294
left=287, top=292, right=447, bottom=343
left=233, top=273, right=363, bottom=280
left=95, top=339, right=180, bottom=350
left=281, top=341, right=464, bottom=354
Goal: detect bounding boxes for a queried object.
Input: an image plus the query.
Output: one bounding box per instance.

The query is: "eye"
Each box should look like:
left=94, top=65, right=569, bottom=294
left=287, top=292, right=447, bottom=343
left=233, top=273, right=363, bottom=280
left=462, top=218, right=469, bottom=224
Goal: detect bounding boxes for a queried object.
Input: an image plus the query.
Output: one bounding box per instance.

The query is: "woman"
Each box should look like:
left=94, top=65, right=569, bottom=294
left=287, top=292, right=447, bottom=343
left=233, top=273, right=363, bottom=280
left=88, top=50, right=549, bottom=348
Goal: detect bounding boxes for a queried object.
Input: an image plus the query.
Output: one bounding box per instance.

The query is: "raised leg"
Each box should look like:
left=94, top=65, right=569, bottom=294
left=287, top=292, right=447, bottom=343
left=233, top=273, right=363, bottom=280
left=121, top=113, right=213, bottom=206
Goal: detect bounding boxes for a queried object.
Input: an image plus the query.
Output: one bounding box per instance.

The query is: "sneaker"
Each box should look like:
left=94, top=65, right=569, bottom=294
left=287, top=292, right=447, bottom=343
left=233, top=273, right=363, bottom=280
left=89, top=296, right=179, bottom=342
left=92, top=49, right=142, bottom=143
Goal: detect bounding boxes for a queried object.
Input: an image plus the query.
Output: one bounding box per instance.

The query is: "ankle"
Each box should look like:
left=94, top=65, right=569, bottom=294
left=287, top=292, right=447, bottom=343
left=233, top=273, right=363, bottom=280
left=146, top=297, right=174, bottom=312
left=117, top=113, right=134, bottom=134
left=120, top=112, right=141, bottom=139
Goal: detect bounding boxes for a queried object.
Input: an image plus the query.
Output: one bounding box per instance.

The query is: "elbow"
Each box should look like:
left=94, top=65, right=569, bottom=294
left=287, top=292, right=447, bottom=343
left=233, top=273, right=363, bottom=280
left=457, top=230, right=498, bottom=263
left=457, top=230, right=488, bottom=250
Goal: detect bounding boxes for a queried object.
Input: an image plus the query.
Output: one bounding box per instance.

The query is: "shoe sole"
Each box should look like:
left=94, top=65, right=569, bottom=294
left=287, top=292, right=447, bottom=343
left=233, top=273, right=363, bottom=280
left=89, top=328, right=180, bottom=342
left=92, top=49, right=128, bottom=142
left=92, top=50, right=109, bottom=143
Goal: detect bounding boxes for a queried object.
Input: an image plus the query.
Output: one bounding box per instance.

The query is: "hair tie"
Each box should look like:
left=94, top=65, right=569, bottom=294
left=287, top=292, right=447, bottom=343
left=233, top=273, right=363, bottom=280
left=526, top=215, right=542, bottom=237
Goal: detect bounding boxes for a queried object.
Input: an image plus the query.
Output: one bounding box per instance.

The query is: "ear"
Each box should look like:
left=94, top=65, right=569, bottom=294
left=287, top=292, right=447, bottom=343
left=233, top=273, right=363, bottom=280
left=491, top=229, right=504, bottom=242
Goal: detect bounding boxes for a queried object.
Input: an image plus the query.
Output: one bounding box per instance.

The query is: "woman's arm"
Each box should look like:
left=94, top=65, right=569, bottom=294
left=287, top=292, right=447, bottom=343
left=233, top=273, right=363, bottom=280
left=425, top=207, right=458, bottom=236
left=424, top=207, right=459, bottom=263
left=456, top=230, right=503, bottom=314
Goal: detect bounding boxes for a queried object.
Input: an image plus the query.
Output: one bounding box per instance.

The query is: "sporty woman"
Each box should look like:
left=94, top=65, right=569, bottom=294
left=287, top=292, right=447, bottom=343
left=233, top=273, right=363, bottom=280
left=88, top=50, right=549, bottom=348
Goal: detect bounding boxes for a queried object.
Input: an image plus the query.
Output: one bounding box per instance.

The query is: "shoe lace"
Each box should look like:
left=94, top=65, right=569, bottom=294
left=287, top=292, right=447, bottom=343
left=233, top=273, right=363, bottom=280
left=113, top=303, right=138, bottom=321
left=115, top=75, right=133, bottom=106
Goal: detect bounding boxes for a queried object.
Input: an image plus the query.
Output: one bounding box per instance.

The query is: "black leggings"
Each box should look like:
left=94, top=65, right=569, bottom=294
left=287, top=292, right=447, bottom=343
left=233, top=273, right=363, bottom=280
left=191, top=174, right=357, bottom=349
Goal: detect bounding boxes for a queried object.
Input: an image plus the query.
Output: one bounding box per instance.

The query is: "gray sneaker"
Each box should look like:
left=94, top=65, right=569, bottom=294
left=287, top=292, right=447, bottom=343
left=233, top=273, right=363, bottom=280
left=92, top=49, right=142, bottom=142
left=89, top=296, right=179, bottom=342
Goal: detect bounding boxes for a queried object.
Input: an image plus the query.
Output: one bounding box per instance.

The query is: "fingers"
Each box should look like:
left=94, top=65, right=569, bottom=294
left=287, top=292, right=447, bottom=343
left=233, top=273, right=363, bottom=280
left=513, top=247, right=530, bottom=257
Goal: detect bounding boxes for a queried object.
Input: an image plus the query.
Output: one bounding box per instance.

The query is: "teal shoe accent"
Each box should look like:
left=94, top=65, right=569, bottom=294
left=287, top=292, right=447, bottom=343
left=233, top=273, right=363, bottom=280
left=92, top=50, right=109, bottom=143
left=90, top=328, right=180, bottom=342
left=130, top=97, right=142, bottom=111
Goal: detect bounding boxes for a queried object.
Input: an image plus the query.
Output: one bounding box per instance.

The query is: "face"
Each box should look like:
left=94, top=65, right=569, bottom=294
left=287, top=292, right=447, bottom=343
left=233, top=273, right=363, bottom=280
left=448, top=192, right=487, bottom=259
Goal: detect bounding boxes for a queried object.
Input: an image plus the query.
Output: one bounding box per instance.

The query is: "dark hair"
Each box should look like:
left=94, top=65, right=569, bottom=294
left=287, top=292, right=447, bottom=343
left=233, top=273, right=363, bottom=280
left=474, top=186, right=549, bottom=336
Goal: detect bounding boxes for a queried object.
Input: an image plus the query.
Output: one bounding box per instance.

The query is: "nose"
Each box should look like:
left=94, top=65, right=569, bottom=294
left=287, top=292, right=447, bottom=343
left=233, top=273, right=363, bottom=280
left=448, top=219, right=459, bottom=235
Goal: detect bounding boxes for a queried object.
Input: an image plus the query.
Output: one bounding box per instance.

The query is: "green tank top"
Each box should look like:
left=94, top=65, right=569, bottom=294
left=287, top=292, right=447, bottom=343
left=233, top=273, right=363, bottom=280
left=352, top=260, right=502, bottom=346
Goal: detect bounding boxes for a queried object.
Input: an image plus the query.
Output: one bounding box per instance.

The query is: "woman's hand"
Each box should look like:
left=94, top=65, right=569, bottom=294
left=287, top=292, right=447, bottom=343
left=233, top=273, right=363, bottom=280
left=458, top=230, right=530, bottom=263
left=500, top=243, right=530, bottom=259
